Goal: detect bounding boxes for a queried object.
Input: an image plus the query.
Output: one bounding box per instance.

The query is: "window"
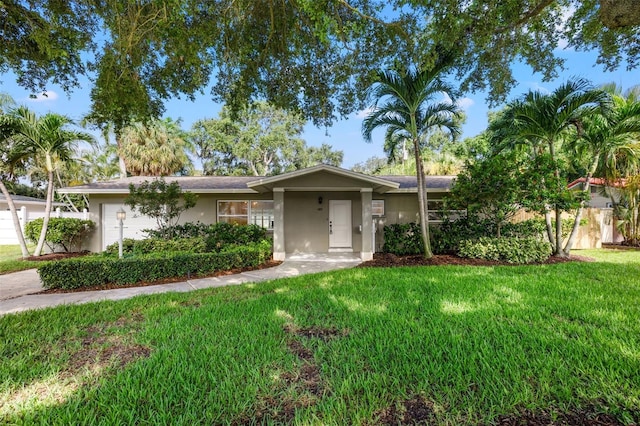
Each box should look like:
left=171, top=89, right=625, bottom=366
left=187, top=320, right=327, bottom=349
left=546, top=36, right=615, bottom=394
left=217, top=200, right=274, bottom=229
left=250, top=201, right=274, bottom=229
left=372, top=200, right=385, bottom=216
left=427, top=199, right=465, bottom=222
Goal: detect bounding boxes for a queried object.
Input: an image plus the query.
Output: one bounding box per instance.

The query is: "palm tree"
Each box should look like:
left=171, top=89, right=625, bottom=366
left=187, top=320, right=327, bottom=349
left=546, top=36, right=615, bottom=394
left=12, top=107, right=94, bottom=256
left=0, top=95, right=32, bottom=258
left=362, top=66, right=461, bottom=257
left=567, top=84, right=640, bottom=247
left=120, top=118, right=193, bottom=176
left=490, top=78, right=611, bottom=256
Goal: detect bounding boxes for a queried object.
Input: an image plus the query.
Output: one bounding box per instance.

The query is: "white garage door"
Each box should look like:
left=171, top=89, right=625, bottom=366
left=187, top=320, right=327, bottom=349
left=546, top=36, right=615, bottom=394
left=102, top=204, right=157, bottom=250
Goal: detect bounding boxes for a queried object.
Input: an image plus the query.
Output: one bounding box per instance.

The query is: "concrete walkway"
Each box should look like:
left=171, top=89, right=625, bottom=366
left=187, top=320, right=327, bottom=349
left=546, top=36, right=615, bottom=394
left=0, top=254, right=362, bottom=316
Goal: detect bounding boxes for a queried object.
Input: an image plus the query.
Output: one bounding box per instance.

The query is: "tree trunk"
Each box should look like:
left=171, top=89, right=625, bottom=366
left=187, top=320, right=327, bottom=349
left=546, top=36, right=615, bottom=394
left=34, top=169, right=55, bottom=256
left=554, top=205, right=565, bottom=257
left=564, top=171, right=595, bottom=255
left=0, top=180, right=31, bottom=258
left=414, top=141, right=432, bottom=258
left=544, top=210, right=555, bottom=251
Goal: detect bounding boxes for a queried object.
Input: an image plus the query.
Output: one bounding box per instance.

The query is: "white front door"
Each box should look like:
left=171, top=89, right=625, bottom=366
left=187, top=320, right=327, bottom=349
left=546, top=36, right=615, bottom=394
left=329, top=200, right=352, bottom=249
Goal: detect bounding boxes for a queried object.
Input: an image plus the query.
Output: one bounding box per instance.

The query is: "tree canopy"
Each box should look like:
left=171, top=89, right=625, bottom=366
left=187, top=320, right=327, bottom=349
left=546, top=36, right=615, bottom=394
left=2, top=1, right=638, bottom=128
left=191, top=102, right=343, bottom=176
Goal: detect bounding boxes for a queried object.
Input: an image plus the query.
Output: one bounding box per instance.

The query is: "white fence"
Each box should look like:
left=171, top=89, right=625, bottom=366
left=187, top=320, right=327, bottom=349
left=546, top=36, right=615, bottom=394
left=0, top=207, right=89, bottom=245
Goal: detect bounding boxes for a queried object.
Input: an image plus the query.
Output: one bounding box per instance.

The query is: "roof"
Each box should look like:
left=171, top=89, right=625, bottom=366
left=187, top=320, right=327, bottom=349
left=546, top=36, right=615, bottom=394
left=567, top=177, right=626, bottom=190
left=58, top=165, right=457, bottom=194
left=0, top=194, right=67, bottom=207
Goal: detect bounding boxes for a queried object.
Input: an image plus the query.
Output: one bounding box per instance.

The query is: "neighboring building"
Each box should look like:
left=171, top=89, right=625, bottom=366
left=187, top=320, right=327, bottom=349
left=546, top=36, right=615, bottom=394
left=58, top=164, right=456, bottom=260
left=0, top=194, right=66, bottom=213
left=567, top=177, right=624, bottom=209
left=0, top=194, right=73, bottom=246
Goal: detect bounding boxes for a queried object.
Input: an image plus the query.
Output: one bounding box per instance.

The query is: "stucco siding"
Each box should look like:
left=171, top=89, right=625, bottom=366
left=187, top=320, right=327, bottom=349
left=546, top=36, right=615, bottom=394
left=283, top=191, right=364, bottom=253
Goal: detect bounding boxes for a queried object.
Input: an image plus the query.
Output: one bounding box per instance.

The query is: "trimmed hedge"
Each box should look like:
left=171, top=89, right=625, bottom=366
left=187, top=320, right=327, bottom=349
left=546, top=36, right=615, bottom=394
left=38, top=240, right=272, bottom=290
left=458, top=237, right=552, bottom=264
left=104, top=237, right=207, bottom=256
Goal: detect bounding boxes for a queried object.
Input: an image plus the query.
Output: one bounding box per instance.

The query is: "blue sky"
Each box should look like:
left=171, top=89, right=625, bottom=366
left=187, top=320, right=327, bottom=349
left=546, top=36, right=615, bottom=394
left=1, top=48, right=638, bottom=169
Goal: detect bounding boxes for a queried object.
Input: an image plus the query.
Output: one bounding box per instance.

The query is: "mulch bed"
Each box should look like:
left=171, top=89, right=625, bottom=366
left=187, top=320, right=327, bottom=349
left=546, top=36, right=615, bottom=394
left=358, top=252, right=595, bottom=268
left=25, top=251, right=92, bottom=262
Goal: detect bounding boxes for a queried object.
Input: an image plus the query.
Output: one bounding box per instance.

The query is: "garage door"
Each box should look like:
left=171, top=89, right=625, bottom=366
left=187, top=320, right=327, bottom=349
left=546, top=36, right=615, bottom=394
left=102, top=204, right=156, bottom=250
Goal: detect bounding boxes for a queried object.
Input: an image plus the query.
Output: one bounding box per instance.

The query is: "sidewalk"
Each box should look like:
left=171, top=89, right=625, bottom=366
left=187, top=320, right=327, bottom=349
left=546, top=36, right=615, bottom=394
left=0, top=255, right=361, bottom=316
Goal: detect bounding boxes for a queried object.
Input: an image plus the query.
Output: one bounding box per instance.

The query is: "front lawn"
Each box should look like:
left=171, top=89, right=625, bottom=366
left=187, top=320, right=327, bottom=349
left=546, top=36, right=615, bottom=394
left=1, top=249, right=639, bottom=425
left=0, top=245, right=41, bottom=274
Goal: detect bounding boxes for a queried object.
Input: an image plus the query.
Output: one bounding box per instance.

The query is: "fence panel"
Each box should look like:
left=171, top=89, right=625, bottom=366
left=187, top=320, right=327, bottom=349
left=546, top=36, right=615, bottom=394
left=0, top=207, right=89, bottom=245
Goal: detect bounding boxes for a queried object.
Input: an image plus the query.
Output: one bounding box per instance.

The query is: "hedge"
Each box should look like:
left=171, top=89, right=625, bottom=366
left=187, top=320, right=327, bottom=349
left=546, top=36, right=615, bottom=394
left=457, top=237, right=552, bottom=264
left=38, top=240, right=272, bottom=290
left=104, top=237, right=207, bottom=256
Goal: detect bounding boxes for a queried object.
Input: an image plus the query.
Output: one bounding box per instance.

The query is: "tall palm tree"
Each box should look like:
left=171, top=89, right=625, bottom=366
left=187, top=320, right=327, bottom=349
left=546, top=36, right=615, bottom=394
left=0, top=95, right=32, bottom=258
left=12, top=107, right=94, bottom=256
left=120, top=118, right=193, bottom=176
left=566, top=85, right=640, bottom=249
left=490, top=78, right=611, bottom=256
left=362, top=66, right=461, bottom=257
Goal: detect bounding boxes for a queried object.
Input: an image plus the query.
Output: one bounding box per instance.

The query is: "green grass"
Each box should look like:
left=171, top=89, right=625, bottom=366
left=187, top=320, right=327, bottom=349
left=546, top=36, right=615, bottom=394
left=1, top=249, right=639, bottom=425
left=0, top=245, right=40, bottom=274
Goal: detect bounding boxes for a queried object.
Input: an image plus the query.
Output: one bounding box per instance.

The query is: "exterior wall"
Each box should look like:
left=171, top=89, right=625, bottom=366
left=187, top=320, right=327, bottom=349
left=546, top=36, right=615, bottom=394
left=372, top=192, right=447, bottom=252
left=283, top=191, right=364, bottom=253
left=88, top=193, right=272, bottom=252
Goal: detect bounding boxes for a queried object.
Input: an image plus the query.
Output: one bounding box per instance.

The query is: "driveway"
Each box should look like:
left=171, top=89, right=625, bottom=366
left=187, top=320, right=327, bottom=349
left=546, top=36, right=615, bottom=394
left=0, top=255, right=362, bottom=316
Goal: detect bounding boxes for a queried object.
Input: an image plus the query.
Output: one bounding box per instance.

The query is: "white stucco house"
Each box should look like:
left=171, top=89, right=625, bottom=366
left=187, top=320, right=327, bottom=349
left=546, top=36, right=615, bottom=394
left=58, top=164, right=456, bottom=260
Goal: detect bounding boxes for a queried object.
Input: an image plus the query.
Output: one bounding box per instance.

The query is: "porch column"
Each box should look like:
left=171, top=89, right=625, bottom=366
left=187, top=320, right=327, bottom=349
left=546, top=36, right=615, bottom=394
left=360, top=188, right=373, bottom=261
left=273, top=188, right=286, bottom=261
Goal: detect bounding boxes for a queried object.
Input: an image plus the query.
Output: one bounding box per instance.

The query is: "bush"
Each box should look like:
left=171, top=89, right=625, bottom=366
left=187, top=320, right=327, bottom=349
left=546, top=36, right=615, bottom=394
left=145, top=222, right=268, bottom=252
left=382, top=223, right=424, bottom=255
left=24, top=217, right=95, bottom=252
left=104, top=237, right=206, bottom=256
left=39, top=240, right=273, bottom=289
left=458, top=237, right=552, bottom=264
left=430, top=216, right=495, bottom=254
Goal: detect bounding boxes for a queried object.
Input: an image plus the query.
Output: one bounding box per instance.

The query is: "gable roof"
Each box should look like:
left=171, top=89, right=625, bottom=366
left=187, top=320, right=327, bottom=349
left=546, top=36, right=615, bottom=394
left=58, top=165, right=456, bottom=194
left=247, top=164, right=400, bottom=193
left=567, top=177, right=626, bottom=190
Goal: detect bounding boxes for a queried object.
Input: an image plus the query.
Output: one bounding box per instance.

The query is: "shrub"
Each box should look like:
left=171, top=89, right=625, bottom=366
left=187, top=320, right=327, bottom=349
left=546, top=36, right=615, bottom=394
left=24, top=217, right=95, bottom=252
left=145, top=222, right=268, bottom=252
left=104, top=237, right=206, bottom=256
left=458, top=237, right=552, bottom=264
left=382, top=223, right=424, bottom=255
left=39, top=240, right=273, bottom=289
left=430, top=216, right=496, bottom=254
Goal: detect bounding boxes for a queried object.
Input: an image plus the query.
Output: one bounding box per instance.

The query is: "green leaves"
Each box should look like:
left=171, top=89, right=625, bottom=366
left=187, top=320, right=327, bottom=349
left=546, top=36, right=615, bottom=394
left=124, top=178, right=198, bottom=238
left=38, top=240, right=272, bottom=289
left=24, top=217, right=95, bottom=253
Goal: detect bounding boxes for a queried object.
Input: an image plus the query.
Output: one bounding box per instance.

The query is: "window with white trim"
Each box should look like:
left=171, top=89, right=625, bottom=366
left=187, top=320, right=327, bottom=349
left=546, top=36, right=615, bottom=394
left=428, top=199, right=465, bottom=222
left=217, top=200, right=274, bottom=229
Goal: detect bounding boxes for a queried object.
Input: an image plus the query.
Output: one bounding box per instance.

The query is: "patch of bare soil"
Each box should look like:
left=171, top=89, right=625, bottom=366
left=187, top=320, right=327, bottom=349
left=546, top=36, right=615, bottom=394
left=232, top=323, right=345, bottom=425
left=493, top=407, right=635, bottom=426
left=370, top=395, right=438, bottom=425
left=40, top=260, right=282, bottom=294
left=65, top=313, right=151, bottom=375
left=359, top=253, right=595, bottom=268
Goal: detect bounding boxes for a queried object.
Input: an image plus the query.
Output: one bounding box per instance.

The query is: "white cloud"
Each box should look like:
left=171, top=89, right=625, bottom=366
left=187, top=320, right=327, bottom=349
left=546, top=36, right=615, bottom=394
left=526, top=82, right=551, bottom=94
left=27, top=91, right=59, bottom=103
left=355, top=106, right=376, bottom=119
left=442, top=93, right=474, bottom=110
left=456, top=97, right=474, bottom=110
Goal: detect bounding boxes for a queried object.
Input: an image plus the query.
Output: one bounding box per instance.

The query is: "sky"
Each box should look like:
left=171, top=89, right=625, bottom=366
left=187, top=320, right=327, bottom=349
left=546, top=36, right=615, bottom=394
left=1, top=47, right=638, bottom=169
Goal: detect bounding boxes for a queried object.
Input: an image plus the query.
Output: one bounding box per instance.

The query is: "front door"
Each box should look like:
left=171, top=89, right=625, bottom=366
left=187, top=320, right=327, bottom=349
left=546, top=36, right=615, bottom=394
left=329, top=200, right=352, bottom=249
